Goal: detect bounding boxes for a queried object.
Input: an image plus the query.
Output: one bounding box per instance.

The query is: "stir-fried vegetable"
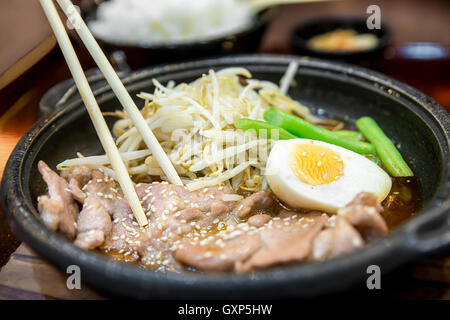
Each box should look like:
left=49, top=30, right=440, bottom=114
left=264, top=108, right=375, bottom=154
left=235, top=119, right=297, bottom=140
left=356, top=117, right=413, bottom=177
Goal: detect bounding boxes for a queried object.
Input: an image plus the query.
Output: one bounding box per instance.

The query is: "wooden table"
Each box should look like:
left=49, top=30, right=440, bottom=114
left=0, top=0, right=449, bottom=299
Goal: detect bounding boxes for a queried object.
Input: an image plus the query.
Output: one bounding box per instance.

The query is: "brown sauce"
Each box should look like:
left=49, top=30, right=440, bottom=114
left=381, top=176, right=421, bottom=230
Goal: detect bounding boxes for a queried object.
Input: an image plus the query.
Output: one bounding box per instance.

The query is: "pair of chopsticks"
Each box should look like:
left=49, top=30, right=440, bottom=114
left=40, top=0, right=183, bottom=227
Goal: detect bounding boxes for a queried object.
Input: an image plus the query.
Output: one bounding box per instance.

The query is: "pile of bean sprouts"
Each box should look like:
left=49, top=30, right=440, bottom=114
left=57, top=63, right=341, bottom=192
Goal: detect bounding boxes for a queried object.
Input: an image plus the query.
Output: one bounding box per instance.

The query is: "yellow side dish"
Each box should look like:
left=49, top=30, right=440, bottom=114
left=308, top=29, right=379, bottom=53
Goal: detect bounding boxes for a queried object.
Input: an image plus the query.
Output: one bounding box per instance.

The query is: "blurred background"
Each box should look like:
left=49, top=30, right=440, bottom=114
left=1, top=0, right=449, bottom=113
left=0, top=0, right=449, bottom=299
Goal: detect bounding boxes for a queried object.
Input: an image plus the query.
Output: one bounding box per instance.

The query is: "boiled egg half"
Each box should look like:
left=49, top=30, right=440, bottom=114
left=265, top=139, right=392, bottom=213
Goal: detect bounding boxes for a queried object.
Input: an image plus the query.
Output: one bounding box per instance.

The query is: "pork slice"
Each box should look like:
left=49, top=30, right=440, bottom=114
left=115, top=182, right=242, bottom=270
left=210, top=201, right=229, bottom=217
left=68, top=178, right=86, bottom=203
left=191, top=186, right=236, bottom=215
left=77, top=197, right=112, bottom=234
left=37, top=196, right=61, bottom=231
left=238, top=214, right=328, bottom=272
left=61, top=165, right=94, bottom=187
left=248, top=214, right=271, bottom=227
left=73, top=173, right=147, bottom=253
left=310, top=216, right=365, bottom=261
left=74, top=197, right=112, bottom=249
left=174, top=208, right=205, bottom=222
left=173, top=233, right=261, bottom=271
left=84, top=170, right=124, bottom=214
left=37, top=161, right=78, bottom=238
left=74, top=230, right=105, bottom=250
left=102, top=183, right=237, bottom=264
left=102, top=201, right=147, bottom=253
left=173, top=213, right=328, bottom=272
left=235, top=190, right=273, bottom=218
left=61, top=166, right=97, bottom=204
left=338, top=192, right=388, bottom=242
left=136, top=183, right=235, bottom=225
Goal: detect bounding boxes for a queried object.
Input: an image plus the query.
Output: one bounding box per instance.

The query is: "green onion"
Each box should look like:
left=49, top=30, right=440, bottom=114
left=235, top=118, right=297, bottom=140
left=264, top=108, right=375, bottom=154
left=356, top=116, right=413, bottom=177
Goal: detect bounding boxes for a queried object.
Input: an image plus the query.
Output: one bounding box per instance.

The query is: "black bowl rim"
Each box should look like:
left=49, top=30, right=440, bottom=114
left=290, top=16, right=391, bottom=58
left=2, top=54, right=450, bottom=297
left=86, top=6, right=278, bottom=50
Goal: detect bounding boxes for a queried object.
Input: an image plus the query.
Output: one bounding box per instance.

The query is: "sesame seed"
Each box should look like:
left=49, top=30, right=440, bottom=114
left=353, top=237, right=362, bottom=246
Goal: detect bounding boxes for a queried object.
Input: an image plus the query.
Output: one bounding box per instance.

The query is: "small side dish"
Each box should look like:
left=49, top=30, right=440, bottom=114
left=307, top=29, right=379, bottom=53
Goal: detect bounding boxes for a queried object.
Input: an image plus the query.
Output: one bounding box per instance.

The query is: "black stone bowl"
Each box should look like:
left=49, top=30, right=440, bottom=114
left=2, top=55, right=449, bottom=299
left=84, top=3, right=278, bottom=69
left=290, top=17, right=391, bottom=64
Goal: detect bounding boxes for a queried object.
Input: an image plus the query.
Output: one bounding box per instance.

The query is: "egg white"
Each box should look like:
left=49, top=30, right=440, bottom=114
left=265, top=139, right=392, bottom=213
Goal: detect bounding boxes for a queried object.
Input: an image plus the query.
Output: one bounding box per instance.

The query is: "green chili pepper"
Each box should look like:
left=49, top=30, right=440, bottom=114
left=264, top=108, right=375, bottom=154
left=356, top=117, right=413, bottom=177
left=333, top=130, right=361, bottom=141
left=235, top=118, right=297, bottom=140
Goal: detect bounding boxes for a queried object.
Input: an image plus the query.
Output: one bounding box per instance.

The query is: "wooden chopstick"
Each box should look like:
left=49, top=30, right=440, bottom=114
left=39, top=0, right=148, bottom=227
left=56, top=0, right=183, bottom=186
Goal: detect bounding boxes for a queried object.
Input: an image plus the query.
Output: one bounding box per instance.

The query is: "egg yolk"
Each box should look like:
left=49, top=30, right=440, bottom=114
left=289, top=143, right=344, bottom=185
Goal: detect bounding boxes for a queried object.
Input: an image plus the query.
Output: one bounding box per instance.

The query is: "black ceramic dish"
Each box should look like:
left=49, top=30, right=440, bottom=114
left=291, top=17, right=391, bottom=64
left=84, top=2, right=277, bottom=69
left=2, top=55, right=449, bottom=299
